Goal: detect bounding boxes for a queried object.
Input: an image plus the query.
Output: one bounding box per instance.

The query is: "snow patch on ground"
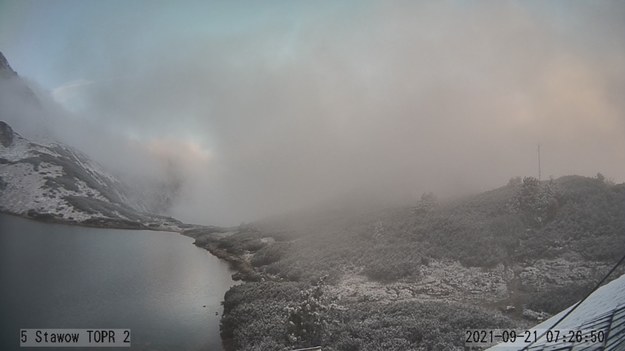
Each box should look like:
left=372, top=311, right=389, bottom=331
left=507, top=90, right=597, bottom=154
left=74, top=179, right=107, bottom=202
left=0, top=135, right=32, bottom=161
left=1, top=138, right=108, bottom=221
left=0, top=162, right=46, bottom=213
left=329, top=260, right=512, bottom=305
left=519, top=258, right=611, bottom=292
left=0, top=160, right=101, bottom=221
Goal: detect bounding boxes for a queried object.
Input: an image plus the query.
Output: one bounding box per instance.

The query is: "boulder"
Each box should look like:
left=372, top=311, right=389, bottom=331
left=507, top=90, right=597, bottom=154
left=0, top=121, right=14, bottom=147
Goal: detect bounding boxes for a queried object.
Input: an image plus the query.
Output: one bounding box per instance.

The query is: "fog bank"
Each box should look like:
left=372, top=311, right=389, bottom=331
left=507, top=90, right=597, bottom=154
left=2, top=1, right=624, bottom=225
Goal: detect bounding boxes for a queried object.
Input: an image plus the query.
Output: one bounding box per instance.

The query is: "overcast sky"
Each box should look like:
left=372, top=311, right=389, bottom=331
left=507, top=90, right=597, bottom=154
left=1, top=1, right=624, bottom=225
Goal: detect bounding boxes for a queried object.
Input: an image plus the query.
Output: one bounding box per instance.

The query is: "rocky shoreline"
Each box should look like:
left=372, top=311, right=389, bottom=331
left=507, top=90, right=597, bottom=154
left=187, top=230, right=268, bottom=282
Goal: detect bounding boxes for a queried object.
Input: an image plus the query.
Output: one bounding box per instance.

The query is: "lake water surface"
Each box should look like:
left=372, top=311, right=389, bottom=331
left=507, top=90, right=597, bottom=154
left=0, top=214, right=235, bottom=350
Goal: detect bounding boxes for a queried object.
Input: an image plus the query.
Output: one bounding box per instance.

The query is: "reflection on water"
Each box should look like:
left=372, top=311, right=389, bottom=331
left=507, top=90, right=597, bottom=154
left=0, top=214, right=235, bottom=350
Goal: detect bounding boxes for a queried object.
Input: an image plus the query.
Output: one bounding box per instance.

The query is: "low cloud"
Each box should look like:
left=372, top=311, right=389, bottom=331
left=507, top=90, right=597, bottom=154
left=5, top=1, right=625, bottom=225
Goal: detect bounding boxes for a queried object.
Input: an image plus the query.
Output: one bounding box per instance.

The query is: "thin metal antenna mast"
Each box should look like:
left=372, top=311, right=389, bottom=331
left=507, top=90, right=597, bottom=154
left=537, top=144, right=541, bottom=181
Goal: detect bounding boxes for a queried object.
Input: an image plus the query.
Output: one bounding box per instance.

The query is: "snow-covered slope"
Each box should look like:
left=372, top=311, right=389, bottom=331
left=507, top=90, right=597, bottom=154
left=0, top=121, right=183, bottom=230
left=0, top=50, right=187, bottom=231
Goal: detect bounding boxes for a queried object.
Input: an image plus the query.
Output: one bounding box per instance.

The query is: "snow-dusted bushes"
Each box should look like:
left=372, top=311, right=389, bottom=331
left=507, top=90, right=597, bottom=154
left=221, top=281, right=517, bottom=351
left=216, top=175, right=625, bottom=349
left=512, top=176, right=559, bottom=226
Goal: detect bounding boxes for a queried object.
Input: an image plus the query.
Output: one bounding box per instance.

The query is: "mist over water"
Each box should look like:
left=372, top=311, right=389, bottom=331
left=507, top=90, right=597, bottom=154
left=1, top=1, right=624, bottom=225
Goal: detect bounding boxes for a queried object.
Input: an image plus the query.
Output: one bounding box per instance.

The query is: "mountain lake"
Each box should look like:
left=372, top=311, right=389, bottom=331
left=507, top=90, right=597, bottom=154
left=0, top=213, right=235, bottom=350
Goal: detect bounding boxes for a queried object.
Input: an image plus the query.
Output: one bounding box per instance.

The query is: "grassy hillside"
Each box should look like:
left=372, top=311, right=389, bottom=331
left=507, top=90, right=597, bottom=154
left=193, top=175, right=625, bottom=350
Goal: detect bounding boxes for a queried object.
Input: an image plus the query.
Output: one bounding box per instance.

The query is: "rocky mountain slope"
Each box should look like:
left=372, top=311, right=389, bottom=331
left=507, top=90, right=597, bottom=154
left=0, top=51, right=16, bottom=77
left=0, top=52, right=184, bottom=230
left=0, top=120, right=183, bottom=230
left=0, top=51, right=40, bottom=108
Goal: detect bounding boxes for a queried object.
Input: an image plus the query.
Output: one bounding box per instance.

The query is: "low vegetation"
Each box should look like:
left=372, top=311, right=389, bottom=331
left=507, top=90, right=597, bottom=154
left=193, top=175, right=625, bottom=350
left=220, top=279, right=517, bottom=351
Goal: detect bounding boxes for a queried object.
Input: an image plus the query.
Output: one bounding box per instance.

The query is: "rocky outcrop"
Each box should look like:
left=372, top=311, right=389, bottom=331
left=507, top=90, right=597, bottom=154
left=0, top=51, right=17, bottom=78
left=0, top=121, right=14, bottom=147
